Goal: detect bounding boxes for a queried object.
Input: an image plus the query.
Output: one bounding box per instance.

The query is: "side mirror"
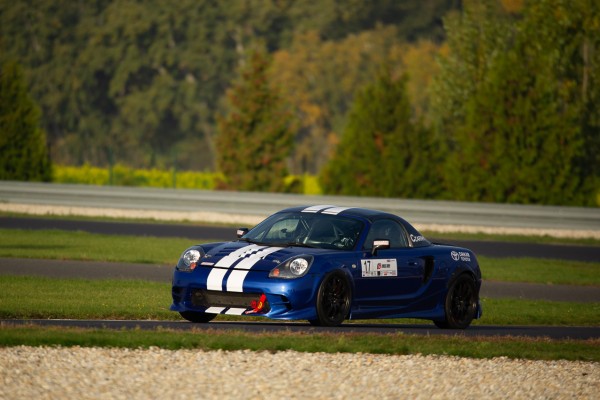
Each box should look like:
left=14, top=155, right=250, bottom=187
left=237, top=228, right=249, bottom=238
left=372, top=239, right=390, bottom=256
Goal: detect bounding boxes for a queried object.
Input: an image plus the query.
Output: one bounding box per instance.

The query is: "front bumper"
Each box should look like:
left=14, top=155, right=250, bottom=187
left=170, top=267, right=320, bottom=321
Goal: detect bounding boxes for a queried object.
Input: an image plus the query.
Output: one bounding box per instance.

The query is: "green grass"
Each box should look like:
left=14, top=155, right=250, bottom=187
left=479, top=256, right=600, bottom=286
left=0, top=228, right=196, bottom=265
left=1, top=275, right=598, bottom=326
left=0, top=228, right=598, bottom=286
left=0, top=325, right=598, bottom=362
left=474, top=298, right=600, bottom=326
left=0, top=276, right=175, bottom=320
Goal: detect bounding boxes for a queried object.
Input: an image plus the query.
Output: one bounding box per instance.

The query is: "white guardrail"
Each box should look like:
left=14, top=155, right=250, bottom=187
left=0, top=181, right=599, bottom=238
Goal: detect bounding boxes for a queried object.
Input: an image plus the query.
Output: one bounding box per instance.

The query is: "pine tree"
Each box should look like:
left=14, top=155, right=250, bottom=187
left=0, top=61, right=51, bottom=181
left=321, top=69, right=439, bottom=198
left=446, top=45, right=584, bottom=204
left=216, top=51, right=296, bottom=192
left=433, top=0, right=598, bottom=206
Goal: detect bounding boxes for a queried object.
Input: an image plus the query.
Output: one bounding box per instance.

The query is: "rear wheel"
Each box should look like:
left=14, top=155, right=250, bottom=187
left=179, top=311, right=217, bottom=323
left=309, top=270, right=351, bottom=327
left=434, top=274, right=478, bottom=329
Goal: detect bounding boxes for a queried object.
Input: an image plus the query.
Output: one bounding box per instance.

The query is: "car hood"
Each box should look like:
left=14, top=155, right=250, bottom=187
left=202, top=241, right=329, bottom=272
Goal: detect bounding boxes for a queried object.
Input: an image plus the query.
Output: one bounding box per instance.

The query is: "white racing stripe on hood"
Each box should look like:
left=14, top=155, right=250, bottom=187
left=226, top=246, right=282, bottom=292
left=232, top=246, right=282, bottom=271
left=206, top=244, right=262, bottom=291
left=215, top=244, right=264, bottom=268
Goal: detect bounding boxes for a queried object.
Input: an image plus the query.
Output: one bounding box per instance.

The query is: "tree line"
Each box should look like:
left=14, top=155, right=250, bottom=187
left=1, top=0, right=452, bottom=170
left=1, top=0, right=598, bottom=206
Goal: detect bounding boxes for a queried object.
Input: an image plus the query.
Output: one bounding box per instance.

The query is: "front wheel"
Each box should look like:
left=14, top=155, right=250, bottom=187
left=179, top=311, right=217, bottom=323
left=309, top=270, right=351, bottom=327
left=434, top=274, right=478, bottom=329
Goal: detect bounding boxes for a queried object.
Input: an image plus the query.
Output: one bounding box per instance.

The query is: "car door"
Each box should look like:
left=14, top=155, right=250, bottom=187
left=351, top=219, right=425, bottom=309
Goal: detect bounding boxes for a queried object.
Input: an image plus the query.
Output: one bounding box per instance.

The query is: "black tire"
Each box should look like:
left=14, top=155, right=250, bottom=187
left=309, top=270, right=351, bottom=327
left=179, top=311, right=217, bottom=323
left=434, top=274, right=478, bottom=329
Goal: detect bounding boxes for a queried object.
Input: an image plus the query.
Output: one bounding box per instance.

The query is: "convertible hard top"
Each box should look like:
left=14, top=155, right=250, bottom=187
left=279, top=205, right=407, bottom=222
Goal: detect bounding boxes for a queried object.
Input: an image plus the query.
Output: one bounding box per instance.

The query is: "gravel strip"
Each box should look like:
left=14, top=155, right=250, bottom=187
left=1, top=346, right=598, bottom=399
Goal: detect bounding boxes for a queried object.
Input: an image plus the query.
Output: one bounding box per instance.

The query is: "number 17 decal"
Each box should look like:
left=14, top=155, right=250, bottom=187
left=361, top=258, right=398, bottom=277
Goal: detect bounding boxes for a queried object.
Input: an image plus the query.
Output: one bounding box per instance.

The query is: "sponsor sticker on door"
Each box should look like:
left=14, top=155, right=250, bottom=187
left=361, top=259, right=398, bottom=277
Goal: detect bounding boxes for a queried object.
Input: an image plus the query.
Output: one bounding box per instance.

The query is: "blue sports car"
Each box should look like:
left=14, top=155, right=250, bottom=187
left=171, top=205, right=482, bottom=328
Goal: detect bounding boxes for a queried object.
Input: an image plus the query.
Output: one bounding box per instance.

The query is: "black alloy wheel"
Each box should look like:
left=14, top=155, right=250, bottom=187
left=179, top=311, right=217, bottom=323
left=434, top=274, right=478, bottom=329
left=309, top=270, right=351, bottom=327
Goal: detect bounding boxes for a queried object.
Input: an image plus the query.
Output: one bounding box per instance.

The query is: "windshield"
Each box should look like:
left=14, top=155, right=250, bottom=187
left=242, top=212, right=364, bottom=251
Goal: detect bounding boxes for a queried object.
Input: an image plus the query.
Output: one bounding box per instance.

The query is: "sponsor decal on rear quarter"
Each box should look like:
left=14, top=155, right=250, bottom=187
left=451, top=251, right=471, bottom=262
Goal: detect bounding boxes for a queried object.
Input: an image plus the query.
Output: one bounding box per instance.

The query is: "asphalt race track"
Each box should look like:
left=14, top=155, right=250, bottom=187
left=2, top=319, right=599, bottom=340
left=2, top=216, right=600, bottom=262
left=1, top=216, right=598, bottom=339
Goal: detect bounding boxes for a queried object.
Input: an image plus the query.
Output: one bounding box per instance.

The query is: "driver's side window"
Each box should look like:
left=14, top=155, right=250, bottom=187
left=363, top=219, right=408, bottom=249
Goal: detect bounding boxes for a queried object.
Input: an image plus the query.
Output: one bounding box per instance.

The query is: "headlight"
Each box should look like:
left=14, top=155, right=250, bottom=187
left=289, top=258, right=309, bottom=275
left=183, top=250, right=201, bottom=266
left=177, top=248, right=204, bottom=271
left=269, top=256, right=313, bottom=279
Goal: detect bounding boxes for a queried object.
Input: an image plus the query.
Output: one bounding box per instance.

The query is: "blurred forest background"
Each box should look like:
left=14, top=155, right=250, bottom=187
left=1, top=0, right=598, bottom=206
